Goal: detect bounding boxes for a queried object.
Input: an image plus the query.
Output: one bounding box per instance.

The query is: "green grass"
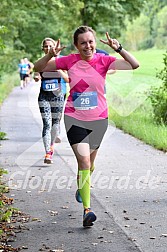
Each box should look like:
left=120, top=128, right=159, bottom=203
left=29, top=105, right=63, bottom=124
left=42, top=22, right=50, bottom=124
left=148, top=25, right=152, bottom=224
left=107, top=48, right=167, bottom=151
left=109, top=108, right=167, bottom=151
left=0, top=132, right=7, bottom=140
left=0, top=72, right=19, bottom=140
left=0, top=72, right=19, bottom=106
left=132, top=49, right=165, bottom=76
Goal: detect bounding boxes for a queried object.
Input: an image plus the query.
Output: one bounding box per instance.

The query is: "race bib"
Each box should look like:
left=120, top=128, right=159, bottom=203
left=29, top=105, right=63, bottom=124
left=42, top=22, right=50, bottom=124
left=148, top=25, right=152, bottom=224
left=72, top=91, right=98, bottom=110
left=41, top=79, right=60, bottom=91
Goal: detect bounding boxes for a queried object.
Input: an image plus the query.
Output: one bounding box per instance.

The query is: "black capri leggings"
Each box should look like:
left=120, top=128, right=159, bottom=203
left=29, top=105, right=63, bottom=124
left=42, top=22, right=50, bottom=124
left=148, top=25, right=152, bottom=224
left=64, top=115, right=108, bottom=150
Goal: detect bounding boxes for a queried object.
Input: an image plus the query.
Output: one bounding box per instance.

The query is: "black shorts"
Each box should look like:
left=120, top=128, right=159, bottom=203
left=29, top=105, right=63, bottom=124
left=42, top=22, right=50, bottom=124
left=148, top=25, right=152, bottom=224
left=20, top=73, right=29, bottom=80
left=64, top=115, right=108, bottom=150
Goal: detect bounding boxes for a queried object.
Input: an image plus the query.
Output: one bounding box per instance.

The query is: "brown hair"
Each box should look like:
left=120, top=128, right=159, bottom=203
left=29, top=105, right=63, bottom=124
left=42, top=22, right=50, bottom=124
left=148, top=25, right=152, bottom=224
left=73, top=26, right=96, bottom=46
left=41, top=37, right=56, bottom=49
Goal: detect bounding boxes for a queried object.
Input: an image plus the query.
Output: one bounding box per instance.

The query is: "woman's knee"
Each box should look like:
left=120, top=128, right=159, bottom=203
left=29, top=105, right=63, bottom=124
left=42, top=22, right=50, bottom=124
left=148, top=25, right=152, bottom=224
left=77, top=157, right=91, bottom=170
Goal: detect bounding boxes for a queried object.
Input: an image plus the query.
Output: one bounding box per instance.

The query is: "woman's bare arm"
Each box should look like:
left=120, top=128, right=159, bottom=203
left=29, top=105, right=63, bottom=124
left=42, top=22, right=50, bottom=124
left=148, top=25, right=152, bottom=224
left=58, top=70, right=69, bottom=83
left=100, top=32, right=139, bottom=70
left=34, top=54, right=56, bottom=72
left=34, top=39, right=66, bottom=72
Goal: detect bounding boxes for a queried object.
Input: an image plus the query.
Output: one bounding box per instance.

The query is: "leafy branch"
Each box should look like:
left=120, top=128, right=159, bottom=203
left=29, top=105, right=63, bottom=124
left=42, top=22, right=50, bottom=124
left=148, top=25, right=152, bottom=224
left=149, top=51, right=167, bottom=125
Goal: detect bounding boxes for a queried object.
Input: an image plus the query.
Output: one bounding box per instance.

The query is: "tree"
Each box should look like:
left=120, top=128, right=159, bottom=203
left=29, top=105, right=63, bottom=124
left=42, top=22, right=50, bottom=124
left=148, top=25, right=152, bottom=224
left=119, top=0, right=167, bottom=50
left=142, top=0, right=167, bottom=49
left=149, top=51, right=167, bottom=124
left=0, top=0, right=145, bottom=70
left=0, top=26, right=7, bottom=49
left=79, top=0, right=144, bottom=37
left=122, top=14, right=151, bottom=50
left=155, top=6, right=167, bottom=49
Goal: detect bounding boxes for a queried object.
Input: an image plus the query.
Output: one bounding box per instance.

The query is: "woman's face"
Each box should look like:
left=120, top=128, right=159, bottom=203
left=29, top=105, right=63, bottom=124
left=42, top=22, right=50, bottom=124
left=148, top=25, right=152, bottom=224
left=43, top=40, right=55, bottom=54
left=75, top=31, right=96, bottom=60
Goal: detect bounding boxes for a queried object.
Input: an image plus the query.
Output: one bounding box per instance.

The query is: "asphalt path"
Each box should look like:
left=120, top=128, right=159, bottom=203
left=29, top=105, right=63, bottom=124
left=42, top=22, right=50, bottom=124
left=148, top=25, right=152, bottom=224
left=0, top=81, right=167, bottom=252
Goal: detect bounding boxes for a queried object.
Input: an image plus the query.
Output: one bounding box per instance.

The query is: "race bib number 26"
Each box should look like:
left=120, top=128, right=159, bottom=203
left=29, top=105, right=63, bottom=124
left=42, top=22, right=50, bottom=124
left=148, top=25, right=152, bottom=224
left=73, top=91, right=98, bottom=110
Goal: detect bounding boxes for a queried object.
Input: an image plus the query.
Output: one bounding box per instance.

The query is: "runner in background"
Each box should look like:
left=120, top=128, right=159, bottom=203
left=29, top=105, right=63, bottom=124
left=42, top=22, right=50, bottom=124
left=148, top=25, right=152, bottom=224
left=25, top=58, right=34, bottom=82
left=34, top=37, right=68, bottom=164
left=18, top=58, right=30, bottom=89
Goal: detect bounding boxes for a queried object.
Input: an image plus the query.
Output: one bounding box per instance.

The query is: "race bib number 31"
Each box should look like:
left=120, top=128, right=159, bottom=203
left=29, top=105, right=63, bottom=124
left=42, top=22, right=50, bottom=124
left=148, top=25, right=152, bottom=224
left=73, top=91, right=98, bottom=110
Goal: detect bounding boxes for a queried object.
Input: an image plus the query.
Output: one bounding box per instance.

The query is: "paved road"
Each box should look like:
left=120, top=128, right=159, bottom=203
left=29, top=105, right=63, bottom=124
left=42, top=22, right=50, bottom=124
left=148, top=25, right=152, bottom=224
left=0, top=82, right=167, bottom=252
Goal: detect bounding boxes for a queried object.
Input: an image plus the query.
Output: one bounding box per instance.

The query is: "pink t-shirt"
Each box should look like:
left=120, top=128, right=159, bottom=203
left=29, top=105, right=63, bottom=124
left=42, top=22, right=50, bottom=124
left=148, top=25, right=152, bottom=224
left=56, top=53, right=116, bottom=121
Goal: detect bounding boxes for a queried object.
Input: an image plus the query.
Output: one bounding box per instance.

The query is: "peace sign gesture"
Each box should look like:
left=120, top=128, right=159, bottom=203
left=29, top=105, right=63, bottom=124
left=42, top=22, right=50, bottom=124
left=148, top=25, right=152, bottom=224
left=49, top=39, right=66, bottom=57
left=100, top=32, right=120, bottom=51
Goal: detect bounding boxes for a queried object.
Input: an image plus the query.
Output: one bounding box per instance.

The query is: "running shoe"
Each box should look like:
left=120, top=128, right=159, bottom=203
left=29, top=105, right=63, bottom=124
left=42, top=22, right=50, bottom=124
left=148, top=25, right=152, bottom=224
left=83, top=208, right=97, bottom=227
left=44, top=152, right=53, bottom=164
left=75, top=189, right=82, bottom=203
left=50, top=145, right=55, bottom=156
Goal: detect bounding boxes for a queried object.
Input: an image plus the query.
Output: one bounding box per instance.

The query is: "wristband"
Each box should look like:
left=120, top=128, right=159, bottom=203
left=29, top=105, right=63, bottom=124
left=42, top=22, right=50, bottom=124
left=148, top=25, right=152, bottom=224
left=115, top=44, right=123, bottom=53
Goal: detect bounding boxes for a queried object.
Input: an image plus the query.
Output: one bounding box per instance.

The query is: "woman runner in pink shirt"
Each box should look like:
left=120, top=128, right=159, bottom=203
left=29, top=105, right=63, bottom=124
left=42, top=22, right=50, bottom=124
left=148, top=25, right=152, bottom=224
left=34, top=26, right=139, bottom=227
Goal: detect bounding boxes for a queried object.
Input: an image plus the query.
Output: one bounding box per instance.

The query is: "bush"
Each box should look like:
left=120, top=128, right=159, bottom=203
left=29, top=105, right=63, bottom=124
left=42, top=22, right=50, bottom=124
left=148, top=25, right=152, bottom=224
left=138, top=38, right=154, bottom=50
left=149, top=51, right=167, bottom=124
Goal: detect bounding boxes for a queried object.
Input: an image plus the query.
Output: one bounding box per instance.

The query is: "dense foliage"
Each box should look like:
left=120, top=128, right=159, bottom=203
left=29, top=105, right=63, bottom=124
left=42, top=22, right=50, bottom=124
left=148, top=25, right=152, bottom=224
left=0, top=0, right=167, bottom=75
left=149, top=52, right=167, bottom=124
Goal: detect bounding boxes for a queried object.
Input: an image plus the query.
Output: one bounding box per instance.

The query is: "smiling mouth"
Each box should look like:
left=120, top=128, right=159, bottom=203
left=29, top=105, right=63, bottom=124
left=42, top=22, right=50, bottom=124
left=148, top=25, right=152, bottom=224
left=84, top=50, right=92, bottom=54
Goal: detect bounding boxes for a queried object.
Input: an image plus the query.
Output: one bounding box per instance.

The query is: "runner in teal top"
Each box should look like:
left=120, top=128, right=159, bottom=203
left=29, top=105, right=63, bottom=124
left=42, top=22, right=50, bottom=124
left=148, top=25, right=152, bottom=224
left=18, top=59, right=30, bottom=89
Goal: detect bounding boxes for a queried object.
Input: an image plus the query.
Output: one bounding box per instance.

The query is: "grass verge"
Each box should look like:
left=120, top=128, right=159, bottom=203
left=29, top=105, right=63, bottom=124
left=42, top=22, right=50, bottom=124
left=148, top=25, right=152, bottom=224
left=0, top=72, right=19, bottom=106
left=107, top=49, right=167, bottom=152
left=109, top=107, right=167, bottom=151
